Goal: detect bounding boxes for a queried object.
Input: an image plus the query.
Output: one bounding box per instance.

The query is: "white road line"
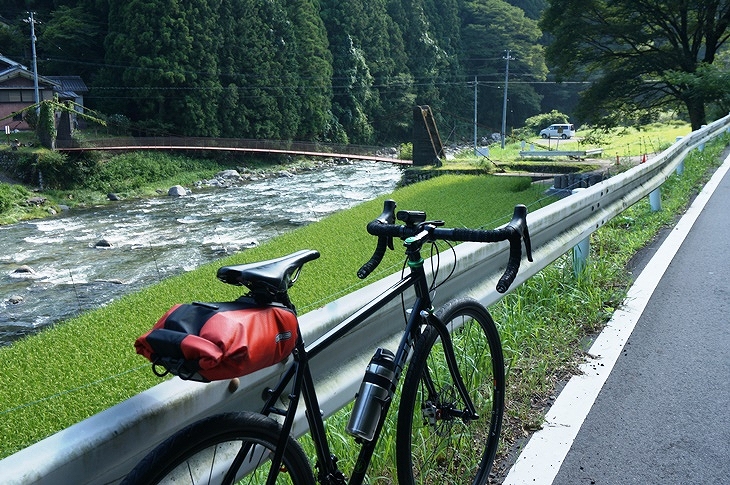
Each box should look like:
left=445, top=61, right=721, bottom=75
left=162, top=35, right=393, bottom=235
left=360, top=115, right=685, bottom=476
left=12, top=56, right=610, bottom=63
left=502, top=153, right=730, bottom=485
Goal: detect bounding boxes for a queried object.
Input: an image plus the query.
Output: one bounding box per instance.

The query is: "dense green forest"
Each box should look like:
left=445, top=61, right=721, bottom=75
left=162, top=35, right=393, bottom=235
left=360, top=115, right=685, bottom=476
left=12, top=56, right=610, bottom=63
left=1, top=0, right=565, bottom=144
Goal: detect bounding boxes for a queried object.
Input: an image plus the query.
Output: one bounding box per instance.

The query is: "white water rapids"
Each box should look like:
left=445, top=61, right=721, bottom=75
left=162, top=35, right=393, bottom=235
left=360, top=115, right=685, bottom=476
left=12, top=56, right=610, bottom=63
left=0, top=161, right=403, bottom=345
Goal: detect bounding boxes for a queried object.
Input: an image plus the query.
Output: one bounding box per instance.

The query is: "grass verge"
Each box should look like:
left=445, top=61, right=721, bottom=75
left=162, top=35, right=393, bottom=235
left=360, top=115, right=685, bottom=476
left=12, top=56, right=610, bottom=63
left=0, top=174, right=551, bottom=459
left=491, top=133, right=730, bottom=477
left=275, top=133, right=729, bottom=483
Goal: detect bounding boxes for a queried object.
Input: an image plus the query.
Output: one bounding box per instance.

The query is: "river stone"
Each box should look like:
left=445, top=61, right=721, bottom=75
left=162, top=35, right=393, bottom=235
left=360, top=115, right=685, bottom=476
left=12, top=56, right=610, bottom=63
left=26, top=197, right=47, bottom=206
left=107, top=193, right=120, bottom=201
left=12, top=265, right=36, bottom=275
left=94, top=239, right=114, bottom=248
left=8, top=295, right=23, bottom=304
left=94, top=278, right=124, bottom=285
left=168, top=185, right=188, bottom=197
left=215, top=169, right=243, bottom=182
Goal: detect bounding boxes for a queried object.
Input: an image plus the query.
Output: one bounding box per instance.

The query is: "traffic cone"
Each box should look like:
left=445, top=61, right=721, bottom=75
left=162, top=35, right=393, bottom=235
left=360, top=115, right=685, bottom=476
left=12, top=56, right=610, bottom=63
left=641, top=153, right=647, bottom=163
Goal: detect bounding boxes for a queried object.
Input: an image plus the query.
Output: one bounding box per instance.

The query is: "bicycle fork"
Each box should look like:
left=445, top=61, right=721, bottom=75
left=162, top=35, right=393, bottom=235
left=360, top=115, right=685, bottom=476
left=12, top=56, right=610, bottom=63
left=419, top=313, right=480, bottom=425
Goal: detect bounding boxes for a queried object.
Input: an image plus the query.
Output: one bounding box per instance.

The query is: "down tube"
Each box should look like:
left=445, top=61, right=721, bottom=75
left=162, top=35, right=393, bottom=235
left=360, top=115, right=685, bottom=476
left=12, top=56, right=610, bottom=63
left=348, top=296, right=425, bottom=485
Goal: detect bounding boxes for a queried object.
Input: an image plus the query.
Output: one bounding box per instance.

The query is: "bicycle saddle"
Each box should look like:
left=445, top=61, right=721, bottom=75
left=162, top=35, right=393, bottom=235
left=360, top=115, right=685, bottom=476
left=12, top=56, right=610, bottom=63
left=217, top=249, right=320, bottom=295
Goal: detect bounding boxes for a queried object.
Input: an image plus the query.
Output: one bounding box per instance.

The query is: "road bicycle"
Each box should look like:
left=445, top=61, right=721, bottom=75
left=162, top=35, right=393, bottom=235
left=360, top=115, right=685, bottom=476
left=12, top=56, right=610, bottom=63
left=122, top=198, right=532, bottom=485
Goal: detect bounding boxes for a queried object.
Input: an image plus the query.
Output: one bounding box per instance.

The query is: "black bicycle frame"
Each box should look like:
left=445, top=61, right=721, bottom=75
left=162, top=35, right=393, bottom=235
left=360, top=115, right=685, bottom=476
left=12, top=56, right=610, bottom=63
left=252, top=242, right=476, bottom=485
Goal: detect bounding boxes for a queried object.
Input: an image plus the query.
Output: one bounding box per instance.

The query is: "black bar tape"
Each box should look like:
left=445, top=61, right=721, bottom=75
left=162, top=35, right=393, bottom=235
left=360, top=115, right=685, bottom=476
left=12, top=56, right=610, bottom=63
left=496, top=234, right=522, bottom=293
left=357, top=235, right=388, bottom=279
left=440, top=226, right=511, bottom=243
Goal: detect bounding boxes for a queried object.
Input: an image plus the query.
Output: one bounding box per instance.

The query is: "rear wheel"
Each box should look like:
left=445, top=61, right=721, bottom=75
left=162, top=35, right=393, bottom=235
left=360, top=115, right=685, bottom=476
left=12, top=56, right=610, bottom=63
left=396, top=298, right=505, bottom=485
left=121, top=412, right=315, bottom=485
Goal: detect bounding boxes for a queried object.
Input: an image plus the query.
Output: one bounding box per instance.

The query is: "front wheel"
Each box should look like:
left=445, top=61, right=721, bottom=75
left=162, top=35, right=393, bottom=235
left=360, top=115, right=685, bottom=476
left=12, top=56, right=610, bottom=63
left=396, top=298, right=505, bottom=485
left=121, top=412, right=315, bottom=485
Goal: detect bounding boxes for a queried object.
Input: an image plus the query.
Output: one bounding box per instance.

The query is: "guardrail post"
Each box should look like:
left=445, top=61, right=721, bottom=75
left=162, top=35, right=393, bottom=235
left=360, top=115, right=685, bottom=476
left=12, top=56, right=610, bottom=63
left=573, top=236, right=590, bottom=277
left=699, top=125, right=707, bottom=152
left=675, top=136, right=685, bottom=175
left=571, top=188, right=590, bottom=276
left=649, top=188, right=662, bottom=212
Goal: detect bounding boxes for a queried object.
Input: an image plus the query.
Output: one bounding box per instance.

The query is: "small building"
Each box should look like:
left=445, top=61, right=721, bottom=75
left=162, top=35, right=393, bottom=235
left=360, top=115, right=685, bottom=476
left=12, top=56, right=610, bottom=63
left=0, top=55, right=59, bottom=131
left=47, top=76, right=89, bottom=112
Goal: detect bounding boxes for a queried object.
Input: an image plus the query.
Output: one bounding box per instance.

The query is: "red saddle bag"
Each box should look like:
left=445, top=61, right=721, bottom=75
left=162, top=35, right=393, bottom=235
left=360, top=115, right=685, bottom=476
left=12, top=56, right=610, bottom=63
left=135, top=297, right=298, bottom=382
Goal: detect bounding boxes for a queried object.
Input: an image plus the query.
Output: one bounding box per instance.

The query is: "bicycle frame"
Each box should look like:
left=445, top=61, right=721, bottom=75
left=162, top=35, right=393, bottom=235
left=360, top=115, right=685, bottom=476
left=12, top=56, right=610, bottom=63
left=251, top=240, right=478, bottom=485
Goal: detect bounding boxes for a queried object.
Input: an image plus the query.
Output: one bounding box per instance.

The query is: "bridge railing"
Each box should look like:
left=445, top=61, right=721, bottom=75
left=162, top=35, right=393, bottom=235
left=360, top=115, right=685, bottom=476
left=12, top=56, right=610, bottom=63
left=3, top=116, right=730, bottom=484
left=55, top=136, right=402, bottom=160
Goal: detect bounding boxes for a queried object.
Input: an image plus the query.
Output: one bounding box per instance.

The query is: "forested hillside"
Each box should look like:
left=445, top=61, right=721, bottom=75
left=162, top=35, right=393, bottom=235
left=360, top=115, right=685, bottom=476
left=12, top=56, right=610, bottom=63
left=1, top=0, right=555, bottom=144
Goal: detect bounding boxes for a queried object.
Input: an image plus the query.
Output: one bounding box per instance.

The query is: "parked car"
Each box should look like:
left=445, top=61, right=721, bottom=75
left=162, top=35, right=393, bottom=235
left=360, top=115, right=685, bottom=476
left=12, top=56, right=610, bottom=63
left=539, top=123, right=575, bottom=139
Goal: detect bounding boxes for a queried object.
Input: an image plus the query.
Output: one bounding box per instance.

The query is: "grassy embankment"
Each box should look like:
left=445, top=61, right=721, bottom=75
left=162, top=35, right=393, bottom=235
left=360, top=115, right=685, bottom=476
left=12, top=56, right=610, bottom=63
left=0, top=173, right=550, bottom=458
left=2, top=121, right=725, bottom=475
left=437, top=120, right=690, bottom=173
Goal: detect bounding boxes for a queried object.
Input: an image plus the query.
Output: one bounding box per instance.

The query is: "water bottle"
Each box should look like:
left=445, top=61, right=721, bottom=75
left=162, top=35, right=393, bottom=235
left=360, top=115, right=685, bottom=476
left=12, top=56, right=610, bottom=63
left=346, top=348, right=396, bottom=441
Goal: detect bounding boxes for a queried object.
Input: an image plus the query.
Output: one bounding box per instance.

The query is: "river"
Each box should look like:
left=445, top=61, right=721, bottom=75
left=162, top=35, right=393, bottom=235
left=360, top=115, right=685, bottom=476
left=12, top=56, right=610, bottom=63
left=0, top=161, right=404, bottom=346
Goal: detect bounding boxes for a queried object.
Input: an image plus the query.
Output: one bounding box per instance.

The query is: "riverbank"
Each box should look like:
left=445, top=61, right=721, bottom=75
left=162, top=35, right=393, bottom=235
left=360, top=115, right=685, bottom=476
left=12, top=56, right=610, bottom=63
left=2, top=119, right=688, bottom=226
left=0, top=149, right=387, bottom=225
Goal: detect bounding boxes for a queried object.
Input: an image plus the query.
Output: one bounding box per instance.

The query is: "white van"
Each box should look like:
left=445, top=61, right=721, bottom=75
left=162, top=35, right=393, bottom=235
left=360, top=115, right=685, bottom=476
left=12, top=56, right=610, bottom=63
left=539, top=123, right=575, bottom=139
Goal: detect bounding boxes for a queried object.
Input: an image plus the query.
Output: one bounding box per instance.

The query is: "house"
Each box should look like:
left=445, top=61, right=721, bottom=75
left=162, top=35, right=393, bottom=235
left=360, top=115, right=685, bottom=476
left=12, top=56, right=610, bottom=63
left=0, top=54, right=60, bottom=131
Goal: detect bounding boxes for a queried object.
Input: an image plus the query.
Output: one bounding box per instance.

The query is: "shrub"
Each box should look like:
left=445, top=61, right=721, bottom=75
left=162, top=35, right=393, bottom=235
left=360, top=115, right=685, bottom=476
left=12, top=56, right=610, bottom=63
left=0, top=184, right=31, bottom=214
left=33, top=151, right=72, bottom=188
left=523, top=110, right=571, bottom=135
left=105, top=114, right=131, bottom=136
left=399, top=142, right=413, bottom=160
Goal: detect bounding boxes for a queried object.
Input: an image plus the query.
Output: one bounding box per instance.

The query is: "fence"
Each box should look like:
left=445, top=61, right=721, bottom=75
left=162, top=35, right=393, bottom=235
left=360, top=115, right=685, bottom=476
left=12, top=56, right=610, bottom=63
left=2, top=115, right=729, bottom=484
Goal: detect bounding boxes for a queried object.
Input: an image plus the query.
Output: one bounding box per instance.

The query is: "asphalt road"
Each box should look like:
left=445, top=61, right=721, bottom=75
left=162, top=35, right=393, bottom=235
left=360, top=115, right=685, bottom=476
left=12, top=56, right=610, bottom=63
left=504, top=153, right=730, bottom=484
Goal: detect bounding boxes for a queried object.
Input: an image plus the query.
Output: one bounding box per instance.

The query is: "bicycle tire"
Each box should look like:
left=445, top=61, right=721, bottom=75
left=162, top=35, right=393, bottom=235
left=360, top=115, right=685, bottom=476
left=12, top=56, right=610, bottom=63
left=396, top=298, right=505, bottom=485
left=121, top=412, right=315, bottom=485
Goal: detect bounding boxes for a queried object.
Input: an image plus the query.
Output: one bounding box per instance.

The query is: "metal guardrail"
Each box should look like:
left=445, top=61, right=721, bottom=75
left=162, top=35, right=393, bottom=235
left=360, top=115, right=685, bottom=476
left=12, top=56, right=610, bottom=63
left=2, top=115, right=729, bottom=484
left=519, top=148, right=604, bottom=158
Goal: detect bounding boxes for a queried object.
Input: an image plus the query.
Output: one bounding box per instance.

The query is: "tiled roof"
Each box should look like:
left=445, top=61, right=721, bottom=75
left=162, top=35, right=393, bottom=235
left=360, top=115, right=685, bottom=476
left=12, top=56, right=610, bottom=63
left=47, top=76, right=89, bottom=93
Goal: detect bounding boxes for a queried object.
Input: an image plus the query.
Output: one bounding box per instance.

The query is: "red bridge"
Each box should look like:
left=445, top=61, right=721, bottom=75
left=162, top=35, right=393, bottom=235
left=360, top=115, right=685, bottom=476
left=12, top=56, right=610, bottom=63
left=56, top=137, right=412, bottom=165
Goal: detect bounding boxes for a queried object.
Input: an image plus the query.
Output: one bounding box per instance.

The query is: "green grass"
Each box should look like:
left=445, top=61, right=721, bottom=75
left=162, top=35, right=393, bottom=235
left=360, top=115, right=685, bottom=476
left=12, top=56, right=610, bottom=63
left=0, top=174, right=551, bottom=458
left=492, top=133, right=729, bottom=458
left=392, top=122, right=689, bottom=174
left=1, top=123, right=725, bottom=479
left=298, top=133, right=729, bottom=481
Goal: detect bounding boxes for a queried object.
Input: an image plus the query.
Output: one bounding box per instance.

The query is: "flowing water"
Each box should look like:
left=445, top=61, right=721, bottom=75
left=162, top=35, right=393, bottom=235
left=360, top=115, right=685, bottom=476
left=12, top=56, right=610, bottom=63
left=0, top=161, right=404, bottom=346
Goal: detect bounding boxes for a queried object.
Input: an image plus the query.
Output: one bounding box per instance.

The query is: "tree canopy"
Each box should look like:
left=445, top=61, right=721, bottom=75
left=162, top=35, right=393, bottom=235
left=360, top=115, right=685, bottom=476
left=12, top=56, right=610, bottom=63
left=0, top=0, right=558, bottom=142
left=541, top=0, right=730, bottom=130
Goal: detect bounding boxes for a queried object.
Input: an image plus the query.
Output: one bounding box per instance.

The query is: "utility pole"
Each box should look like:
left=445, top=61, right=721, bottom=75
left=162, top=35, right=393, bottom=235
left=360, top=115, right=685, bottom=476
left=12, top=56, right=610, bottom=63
left=473, top=75, right=478, bottom=156
left=25, top=11, right=41, bottom=114
left=501, top=50, right=514, bottom=149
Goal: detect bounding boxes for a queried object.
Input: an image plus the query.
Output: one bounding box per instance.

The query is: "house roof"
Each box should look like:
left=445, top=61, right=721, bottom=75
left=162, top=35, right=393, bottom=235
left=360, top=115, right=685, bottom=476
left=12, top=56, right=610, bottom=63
left=0, top=54, right=27, bottom=72
left=0, top=65, right=59, bottom=89
left=0, top=56, right=87, bottom=100
left=47, top=76, right=88, bottom=94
